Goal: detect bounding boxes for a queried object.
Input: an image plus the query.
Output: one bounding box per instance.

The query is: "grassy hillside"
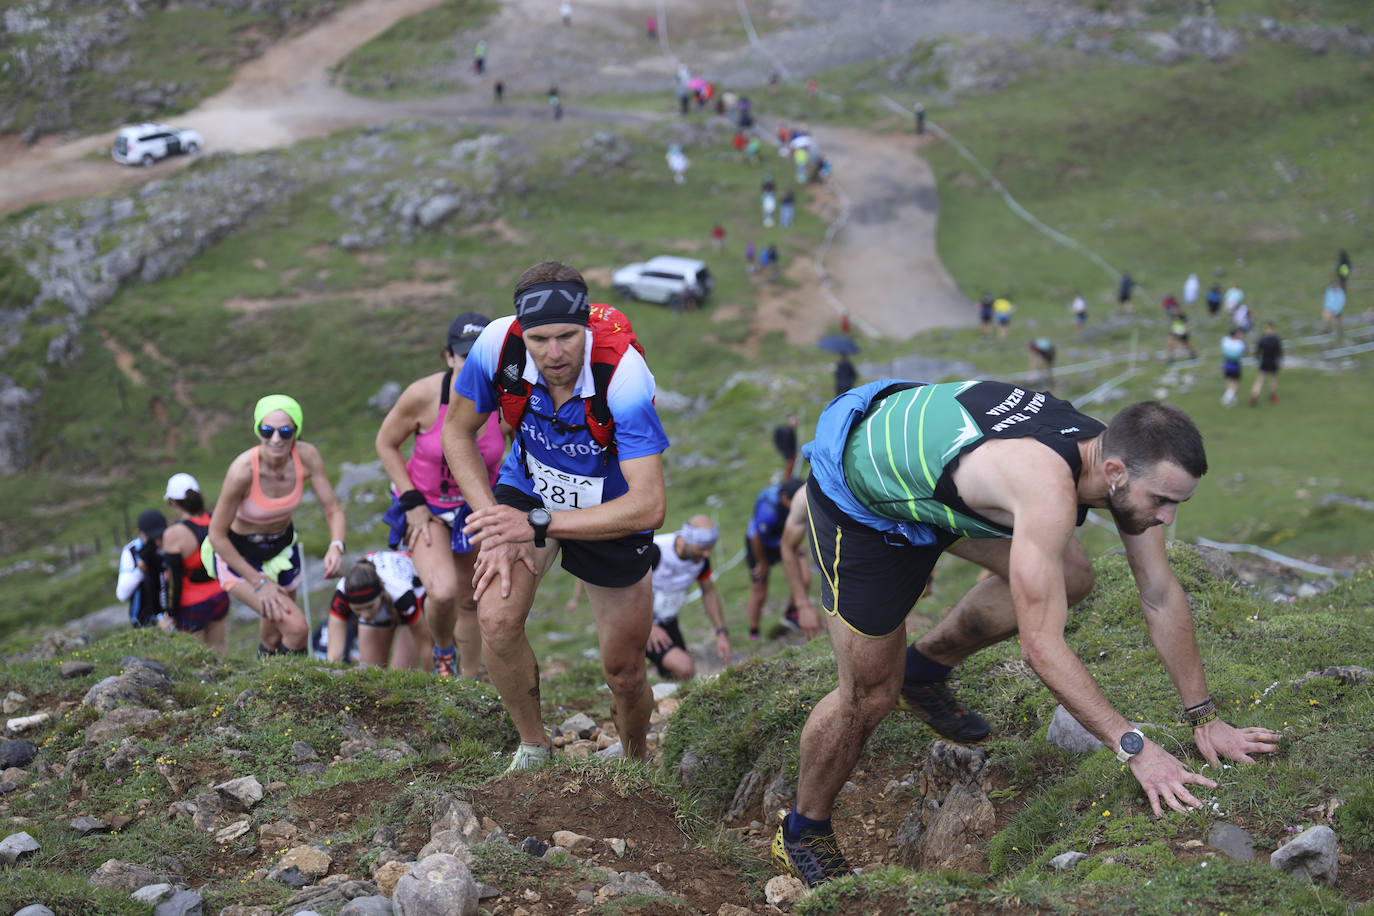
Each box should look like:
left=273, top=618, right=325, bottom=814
left=0, top=547, right=1369, bottom=913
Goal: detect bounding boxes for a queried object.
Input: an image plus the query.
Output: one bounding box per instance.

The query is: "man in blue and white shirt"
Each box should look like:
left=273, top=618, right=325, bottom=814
left=444, top=260, right=669, bottom=772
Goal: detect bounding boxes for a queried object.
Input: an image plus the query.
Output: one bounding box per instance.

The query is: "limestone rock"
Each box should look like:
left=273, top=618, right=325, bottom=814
left=761, top=772, right=794, bottom=818
left=916, top=783, right=995, bottom=870
left=0, top=830, right=40, bottom=865
left=90, top=859, right=167, bottom=892
left=391, top=853, right=478, bottom=916
left=259, top=819, right=301, bottom=852
left=552, top=830, right=596, bottom=857
left=764, top=875, right=807, bottom=905
left=214, top=775, right=263, bottom=811
left=6, top=712, right=49, bottom=734
left=84, top=706, right=158, bottom=745
left=921, top=740, right=991, bottom=797
left=431, top=797, right=480, bottom=841
left=417, top=829, right=473, bottom=863
left=59, top=660, right=94, bottom=678
left=215, top=820, right=252, bottom=844
left=0, top=738, right=38, bottom=768
left=560, top=712, right=596, bottom=738
left=1050, top=850, right=1087, bottom=871
left=1270, top=825, right=1338, bottom=885
left=14, top=906, right=56, bottom=916
left=275, top=845, right=332, bottom=881
left=597, top=871, right=669, bottom=900
left=82, top=664, right=174, bottom=714
left=373, top=859, right=412, bottom=896
left=131, top=883, right=175, bottom=904
left=1045, top=705, right=1103, bottom=754
left=340, top=897, right=394, bottom=916
left=70, top=815, right=108, bottom=836
left=1207, top=822, right=1255, bottom=862
left=152, top=888, right=202, bottom=916
left=3, top=691, right=27, bottom=714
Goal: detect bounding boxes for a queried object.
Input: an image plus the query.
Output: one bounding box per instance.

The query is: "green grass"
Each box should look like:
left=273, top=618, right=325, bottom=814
left=333, top=0, right=498, bottom=97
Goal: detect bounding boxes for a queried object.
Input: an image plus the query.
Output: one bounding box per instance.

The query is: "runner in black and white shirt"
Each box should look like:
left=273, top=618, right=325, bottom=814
left=327, top=550, right=433, bottom=670
left=646, top=515, right=730, bottom=680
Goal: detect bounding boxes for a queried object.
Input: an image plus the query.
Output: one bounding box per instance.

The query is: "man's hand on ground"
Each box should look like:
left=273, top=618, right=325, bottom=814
left=1193, top=718, right=1281, bottom=768
left=1129, top=740, right=1217, bottom=817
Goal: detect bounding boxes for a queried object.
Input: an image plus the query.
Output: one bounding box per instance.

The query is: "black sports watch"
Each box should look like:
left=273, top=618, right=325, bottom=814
left=528, top=507, right=552, bottom=548
left=1115, top=728, right=1146, bottom=763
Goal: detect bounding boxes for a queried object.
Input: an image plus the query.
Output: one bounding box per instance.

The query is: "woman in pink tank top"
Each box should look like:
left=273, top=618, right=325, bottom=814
left=208, top=394, right=348, bottom=656
left=376, top=313, right=510, bottom=678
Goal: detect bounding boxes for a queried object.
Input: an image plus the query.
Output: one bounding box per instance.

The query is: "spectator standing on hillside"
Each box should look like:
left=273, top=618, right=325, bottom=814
left=666, top=144, right=689, bottom=185
left=834, top=353, right=857, bottom=396
left=772, top=381, right=1279, bottom=886
left=1070, top=290, right=1087, bottom=336
left=780, top=189, right=796, bottom=228
left=1231, top=300, right=1253, bottom=335
left=914, top=102, right=926, bottom=135
left=1223, top=284, right=1244, bottom=316
left=1322, top=279, right=1346, bottom=337
left=473, top=39, right=486, bottom=75
left=646, top=15, right=657, bottom=39
left=745, top=241, right=757, bottom=275
left=548, top=86, right=562, bottom=120
left=116, top=509, right=169, bottom=629
left=762, top=189, right=777, bottom=228
left=1250, top=322, right=1283, bottom=406
left=1220, top=328, right=1246, bottom=407
left=731, top=131, right=747, bottom=158
left=560, top=1, right=571, bottom=26
left=161, top=473, right=231, bottom=655
left=766, top=244, right=781, bottom=280
left=375, top=313, right=505, bottom=678
left=993, top=295, right=1015, bottom=340
left=1205, top=282, right=1223, bottom=319
left=493, top=80, right=504, bottom=103
left=1118, top=273, right=1135, bottom=311
left=443, top=261, right=669, bottom=771
left=1336, top=249, right=1351, bottom=291
left=645, top=516, right=731, bottom=680
left=746, top=135, right=761, bottom=162
left=744, top=478, right=805, bottom=639
left=1183, top=273, right=1199, bottom=310
left=977, top=291, right=995, bottom=337
left=711, top=222, right=726, bottom=253
left=208, top=395, right=348, bottom=656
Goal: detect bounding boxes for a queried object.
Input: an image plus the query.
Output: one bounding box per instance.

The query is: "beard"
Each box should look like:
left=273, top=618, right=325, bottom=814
left=1107, top=485, right=1152, bottom=536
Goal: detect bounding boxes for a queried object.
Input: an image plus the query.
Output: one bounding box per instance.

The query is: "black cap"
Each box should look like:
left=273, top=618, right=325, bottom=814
left=446, top=312, right=490, bottom=356
left=137, top=509, right=168, bottom=539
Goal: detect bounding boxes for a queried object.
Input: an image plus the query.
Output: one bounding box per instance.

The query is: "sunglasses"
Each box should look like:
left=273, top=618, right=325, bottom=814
left=258, top=424, right=296, bottom=440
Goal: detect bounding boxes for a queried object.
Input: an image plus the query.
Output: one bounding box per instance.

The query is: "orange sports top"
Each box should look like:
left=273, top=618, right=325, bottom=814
left=234, top=447, right=304, bottom=528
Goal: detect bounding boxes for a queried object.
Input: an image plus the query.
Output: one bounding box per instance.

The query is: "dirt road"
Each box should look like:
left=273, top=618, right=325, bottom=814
left=0, top=0, right=977, bottom=338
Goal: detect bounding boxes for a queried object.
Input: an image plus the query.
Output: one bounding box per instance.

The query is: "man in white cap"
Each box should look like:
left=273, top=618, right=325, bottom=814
left=645, top=514, right=731, bottom=680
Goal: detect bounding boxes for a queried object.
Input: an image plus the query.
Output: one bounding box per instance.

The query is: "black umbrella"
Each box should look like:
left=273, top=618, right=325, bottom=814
left=817, top=334, right=861, bottom=355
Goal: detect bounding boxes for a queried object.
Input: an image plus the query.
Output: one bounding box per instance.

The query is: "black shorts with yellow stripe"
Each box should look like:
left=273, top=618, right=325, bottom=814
left=805, top=478, right=960, bottom=638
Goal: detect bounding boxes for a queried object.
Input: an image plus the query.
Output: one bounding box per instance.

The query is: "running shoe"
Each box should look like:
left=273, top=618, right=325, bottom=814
left=894, top=678, right=991, bottom=745
left=433, top=645, right=456, bottom=678
left=505, top=742, right=551, bottom=774
left=779, top=606, right=802, bottom=634
left=771, top=815, right=854, bottom=887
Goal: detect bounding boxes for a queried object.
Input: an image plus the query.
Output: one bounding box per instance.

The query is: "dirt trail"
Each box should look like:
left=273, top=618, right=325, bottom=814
left=0, top=0, right=972, bottom=340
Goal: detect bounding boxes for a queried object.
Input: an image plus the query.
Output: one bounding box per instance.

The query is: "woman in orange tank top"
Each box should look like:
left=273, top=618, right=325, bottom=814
left=208, top=394, right=348, bottom=655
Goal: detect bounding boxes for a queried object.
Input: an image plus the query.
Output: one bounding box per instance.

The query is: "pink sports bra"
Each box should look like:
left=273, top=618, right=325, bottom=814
left=235, top=447, right=304, bottom=528
left=406, top=379, right=505, bottom=509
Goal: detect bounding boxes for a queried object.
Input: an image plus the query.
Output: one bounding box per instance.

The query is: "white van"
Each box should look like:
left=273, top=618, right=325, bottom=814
left=612, top=256, right=714, bottom=308
left=112, top=123, right=202, bottom=167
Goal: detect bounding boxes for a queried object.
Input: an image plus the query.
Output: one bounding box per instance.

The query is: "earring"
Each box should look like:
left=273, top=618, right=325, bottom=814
left=1109, top=482, right=1117, bottom=497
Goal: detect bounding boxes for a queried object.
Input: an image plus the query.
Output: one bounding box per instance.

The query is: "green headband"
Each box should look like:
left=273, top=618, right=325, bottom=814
left=253, top=394, right=304, bottom=440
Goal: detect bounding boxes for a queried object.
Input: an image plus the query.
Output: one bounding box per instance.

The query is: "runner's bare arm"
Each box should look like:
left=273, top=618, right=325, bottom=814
left=700, top=578, right=732, bottom=663
left=441, top=393, right=499, bottom=513
left=301, top=442, right=347, bottom=579
left=999, top=448, right=1217, bottom=816
left=207, top=452, right=260, bottom=585
left=1121, top=525, right=1280, bottom=766
left=326, top=614, right=349, bottom=663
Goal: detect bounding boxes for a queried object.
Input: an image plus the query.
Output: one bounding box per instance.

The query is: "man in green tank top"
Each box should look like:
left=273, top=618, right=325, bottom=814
left=772, top=381, right=1281, bottom=887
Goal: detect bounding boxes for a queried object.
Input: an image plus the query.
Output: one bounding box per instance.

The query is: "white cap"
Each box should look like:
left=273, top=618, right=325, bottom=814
left=164, top=472, right=200, bottom=501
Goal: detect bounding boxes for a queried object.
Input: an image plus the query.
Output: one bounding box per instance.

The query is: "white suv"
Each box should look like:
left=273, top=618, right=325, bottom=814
left=612, top=256, right=714, bottom=308
left=112, top=123, right=202, bottom=167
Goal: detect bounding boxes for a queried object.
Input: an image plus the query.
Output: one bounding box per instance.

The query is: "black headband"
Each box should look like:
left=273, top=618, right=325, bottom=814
left=514, top=280, right=590, bottom=329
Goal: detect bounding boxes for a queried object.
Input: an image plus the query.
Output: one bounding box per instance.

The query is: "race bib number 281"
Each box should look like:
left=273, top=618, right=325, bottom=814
left=525, top=453, right=604, bottom=509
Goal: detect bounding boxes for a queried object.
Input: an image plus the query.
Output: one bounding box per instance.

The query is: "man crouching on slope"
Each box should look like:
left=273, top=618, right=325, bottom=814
left=773, top=380, right=1280, bottom=886
left=442, top=261, right=668, bottom=772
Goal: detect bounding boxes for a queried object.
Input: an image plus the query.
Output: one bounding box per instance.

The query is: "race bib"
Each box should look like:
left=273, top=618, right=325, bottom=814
left=653, top=588, right=688, bottom=622
left=526, top=453, right=604, bottom=509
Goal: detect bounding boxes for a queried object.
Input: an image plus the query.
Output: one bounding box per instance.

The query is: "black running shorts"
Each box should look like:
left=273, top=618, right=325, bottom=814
left=494, top=485, right=653, bottom=588
left=805, top=480, right=960, bottom=638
